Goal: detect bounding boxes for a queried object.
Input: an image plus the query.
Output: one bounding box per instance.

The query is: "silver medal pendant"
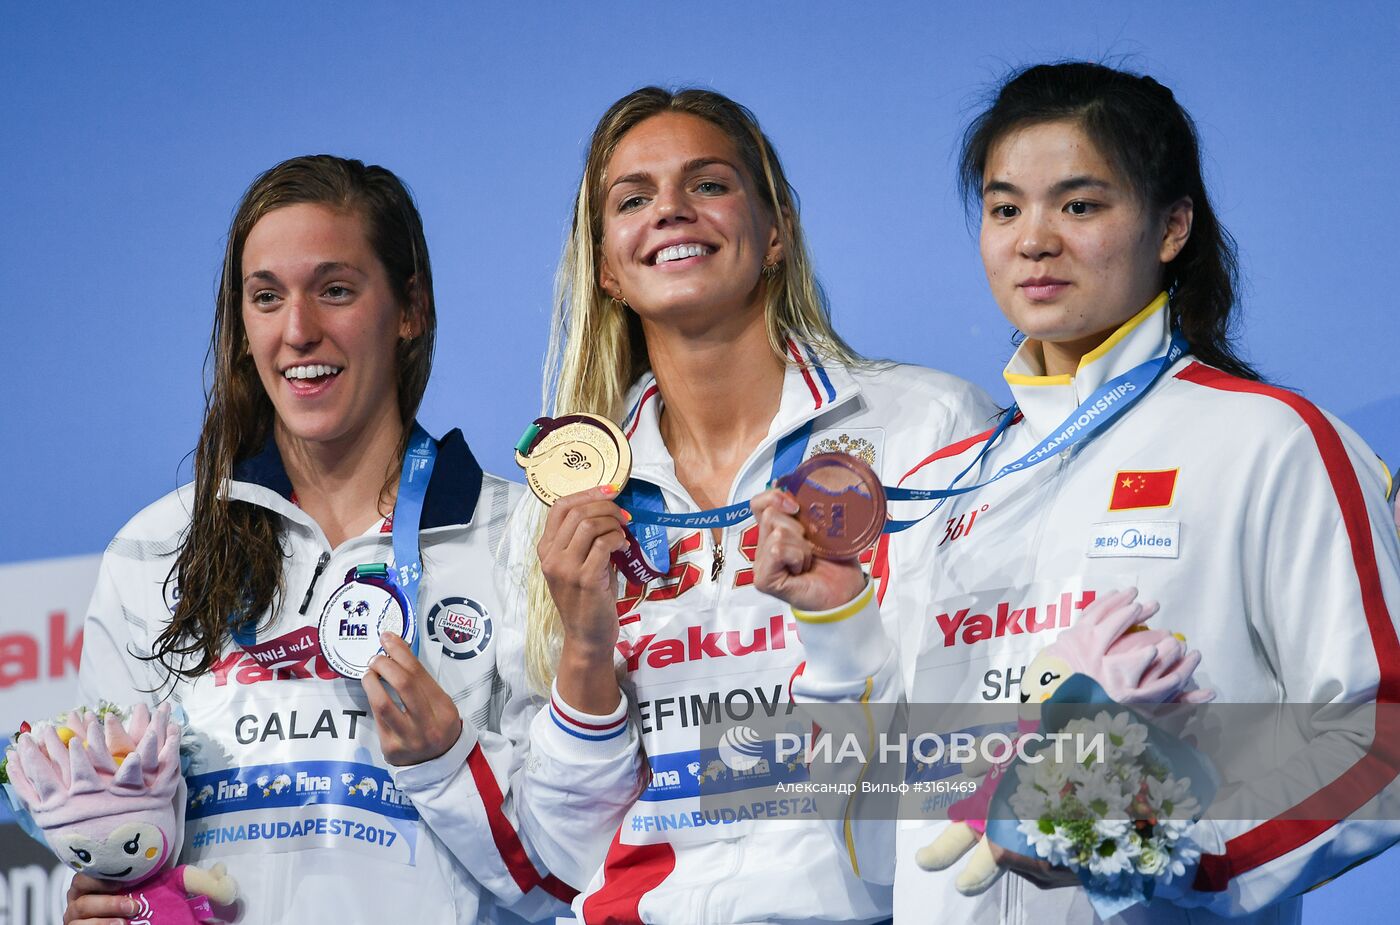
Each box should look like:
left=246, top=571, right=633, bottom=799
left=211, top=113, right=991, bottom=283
left=316, top=564, right=416, bottom=679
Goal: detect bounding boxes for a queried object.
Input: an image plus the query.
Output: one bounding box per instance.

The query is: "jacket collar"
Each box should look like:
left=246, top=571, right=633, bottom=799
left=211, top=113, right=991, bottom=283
left=228, top=423, right=484, bottom=531
left=1002, top=292, right=1171, bottom=439
left=618, top=338, right=860, bottom=493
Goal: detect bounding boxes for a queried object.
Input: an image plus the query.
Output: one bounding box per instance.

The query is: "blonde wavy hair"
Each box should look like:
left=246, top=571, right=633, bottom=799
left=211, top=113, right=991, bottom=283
left=524, top=87, right=861, bottom=690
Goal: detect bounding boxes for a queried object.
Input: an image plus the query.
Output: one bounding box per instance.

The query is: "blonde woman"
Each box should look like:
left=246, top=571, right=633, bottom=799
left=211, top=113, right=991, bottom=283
left=496, top=87, right=996, bottom=924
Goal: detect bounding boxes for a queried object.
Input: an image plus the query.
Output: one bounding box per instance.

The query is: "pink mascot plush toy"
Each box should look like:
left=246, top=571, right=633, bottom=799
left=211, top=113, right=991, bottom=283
left=5, top=703, right=237, bottom=923
left=915, top=588, right=1215, bottom=894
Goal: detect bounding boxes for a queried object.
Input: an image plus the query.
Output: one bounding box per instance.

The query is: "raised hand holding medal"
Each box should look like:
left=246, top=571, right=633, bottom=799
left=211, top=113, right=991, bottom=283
left=514, top=412, right=662, bottom=578
left=776, top=453, right=887, bottom=559
left=751, top=454, right=881, bottom=612
left=516, top=413, right=637, bottom=714
left=513, top=408, right=878, bottom=621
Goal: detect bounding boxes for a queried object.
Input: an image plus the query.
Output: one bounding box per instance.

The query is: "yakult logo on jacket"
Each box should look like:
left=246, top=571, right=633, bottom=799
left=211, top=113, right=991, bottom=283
left=210, top=627, right=340, bottom=686
left=211, top=650, right=341, bottom=686
left=937, top=589, right=1098, bottom=648
left=618, top=614, right=798, bottom=672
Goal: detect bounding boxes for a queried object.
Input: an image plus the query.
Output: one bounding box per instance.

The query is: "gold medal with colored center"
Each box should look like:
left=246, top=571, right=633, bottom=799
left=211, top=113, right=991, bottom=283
left=514, top=413, right=632, bottom=505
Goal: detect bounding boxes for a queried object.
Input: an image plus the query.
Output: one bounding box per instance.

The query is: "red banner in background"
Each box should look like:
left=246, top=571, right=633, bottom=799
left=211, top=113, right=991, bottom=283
left=0, top=555, right=100, bottom=735
left=1, top=554, right=100, bottom=925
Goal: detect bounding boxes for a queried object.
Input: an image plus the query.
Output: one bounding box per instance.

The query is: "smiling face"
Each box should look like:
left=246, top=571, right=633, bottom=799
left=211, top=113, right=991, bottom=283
left=1018, top=649, right=1075, bottom=725
left=241, top=203, right=412, bottom=455
left=978, top=119, right=1192, bottom=374
left=51, top=820, right=170, bottom=882
left=597, top=112, right=782, bottom=330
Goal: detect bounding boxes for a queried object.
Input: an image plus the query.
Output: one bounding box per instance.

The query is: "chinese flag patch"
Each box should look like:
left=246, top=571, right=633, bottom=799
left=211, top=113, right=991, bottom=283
left=1109, top=469, right=1178, bottom=510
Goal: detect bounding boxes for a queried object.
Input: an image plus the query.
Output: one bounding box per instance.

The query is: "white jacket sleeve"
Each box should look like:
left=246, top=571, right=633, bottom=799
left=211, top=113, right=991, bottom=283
left=386, top=692, right=576, bottom=922
left=78, top=544, right=165, bottom=710
left=500, top=497, right=646, bottom=891
left=788, top=576, right=903, bottom=885
left=786, top=379, right=1000, bottom=886
left=1173, top=414, right=1400, bottom=914
left=392, top=495, right=644, bottom=916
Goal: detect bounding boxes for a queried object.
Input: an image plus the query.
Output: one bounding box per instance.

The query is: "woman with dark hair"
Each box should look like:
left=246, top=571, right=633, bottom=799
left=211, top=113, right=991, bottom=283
left=65, top=155, right=575, bottom=924
left=753, top=61, right=1400, bottom=922
left=498, top=85, right=996, bottom=924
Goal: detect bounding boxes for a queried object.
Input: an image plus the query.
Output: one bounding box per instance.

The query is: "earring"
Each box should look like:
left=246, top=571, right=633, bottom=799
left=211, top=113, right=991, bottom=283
left=761, top=259, right=781, bottom=280
left=610, top=291, right=631, bottom=309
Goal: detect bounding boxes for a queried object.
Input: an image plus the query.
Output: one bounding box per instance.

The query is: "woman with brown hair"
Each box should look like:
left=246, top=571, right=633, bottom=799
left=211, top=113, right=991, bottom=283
left=65, top=155, right=575, bottom=924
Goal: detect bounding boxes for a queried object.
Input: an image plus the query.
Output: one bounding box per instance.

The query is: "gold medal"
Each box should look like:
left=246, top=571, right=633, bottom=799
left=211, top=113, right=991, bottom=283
left=515, top=413, right=632, bottom=505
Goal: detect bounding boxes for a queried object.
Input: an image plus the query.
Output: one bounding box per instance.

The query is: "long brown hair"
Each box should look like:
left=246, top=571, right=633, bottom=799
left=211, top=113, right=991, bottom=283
left=152, top=155, right=437, bottom=679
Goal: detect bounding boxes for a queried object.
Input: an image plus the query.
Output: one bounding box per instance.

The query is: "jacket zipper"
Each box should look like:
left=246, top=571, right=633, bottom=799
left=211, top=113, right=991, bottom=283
left=1025, top=449, right=1074, bottom=569
left=297, top=551, right=332, bottom=615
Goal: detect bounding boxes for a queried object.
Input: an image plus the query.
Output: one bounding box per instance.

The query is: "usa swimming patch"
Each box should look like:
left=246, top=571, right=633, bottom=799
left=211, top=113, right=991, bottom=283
left=425, top=597, right=493, bottom=660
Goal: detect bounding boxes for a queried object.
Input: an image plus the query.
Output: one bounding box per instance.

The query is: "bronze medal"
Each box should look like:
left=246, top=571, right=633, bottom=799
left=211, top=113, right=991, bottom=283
left=515, top=413, right=632, bottom=505
left=778, top=452, right=887, bottom=559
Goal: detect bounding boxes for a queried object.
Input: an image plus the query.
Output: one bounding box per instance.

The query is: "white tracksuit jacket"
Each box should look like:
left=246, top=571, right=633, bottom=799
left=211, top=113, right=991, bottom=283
left=793, top=296, right=1400, bottom=923
left=497, top=342, right=998, bottom=925
left=79, top=427, right=630, bottom=924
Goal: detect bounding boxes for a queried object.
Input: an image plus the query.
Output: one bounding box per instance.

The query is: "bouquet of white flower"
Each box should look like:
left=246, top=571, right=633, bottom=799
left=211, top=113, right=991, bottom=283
left=1008, top=709, right=1204, bottom=911
left=918, top=589, right=1214, bottom=899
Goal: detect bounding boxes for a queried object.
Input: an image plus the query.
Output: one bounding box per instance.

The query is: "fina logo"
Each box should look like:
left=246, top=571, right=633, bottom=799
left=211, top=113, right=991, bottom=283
left=717, top=725, right=766, bottom=772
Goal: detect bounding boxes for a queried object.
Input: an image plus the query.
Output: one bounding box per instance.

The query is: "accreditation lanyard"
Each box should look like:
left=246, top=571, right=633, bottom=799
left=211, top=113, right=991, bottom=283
left=230, top=424, right=437, bottom=658
left=618, top=422, right=814, bottom=575
left=881, top=330, right=1191, bottom=531
left=612, top=328, right=1187, bottom=568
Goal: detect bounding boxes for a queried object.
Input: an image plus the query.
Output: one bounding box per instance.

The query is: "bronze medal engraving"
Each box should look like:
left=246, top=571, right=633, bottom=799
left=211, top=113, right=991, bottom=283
left=779, top=452, right=886, bottom=559
left=515, top=413, right=632, bottom=506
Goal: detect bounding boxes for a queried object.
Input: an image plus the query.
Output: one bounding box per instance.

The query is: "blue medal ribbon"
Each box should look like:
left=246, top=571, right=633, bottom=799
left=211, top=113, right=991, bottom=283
left=880, top=330, right=1191, bottom=532
left=588, top=327, right=1185, bottom=577
left=388, top=424, right=436, bottom=656
left=231, top=424, right=437, bottom=658
left=619, top=421, right=813, bottom=574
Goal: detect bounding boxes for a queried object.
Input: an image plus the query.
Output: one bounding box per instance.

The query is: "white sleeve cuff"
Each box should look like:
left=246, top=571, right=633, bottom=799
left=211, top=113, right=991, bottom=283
left=387, top=719, right=479, bottom=791
left=533, top=680, right=636, bottom=761
left=790, top=579, right=892, bottom=683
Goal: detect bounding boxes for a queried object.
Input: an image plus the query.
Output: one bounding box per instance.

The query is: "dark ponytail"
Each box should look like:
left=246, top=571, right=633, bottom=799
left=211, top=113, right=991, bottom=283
left=960, top=61, right=1260, bottom=381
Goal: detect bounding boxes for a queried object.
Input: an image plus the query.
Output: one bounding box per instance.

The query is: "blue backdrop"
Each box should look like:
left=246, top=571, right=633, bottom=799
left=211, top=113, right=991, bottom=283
left=2, top=2, right=1397, bottom=920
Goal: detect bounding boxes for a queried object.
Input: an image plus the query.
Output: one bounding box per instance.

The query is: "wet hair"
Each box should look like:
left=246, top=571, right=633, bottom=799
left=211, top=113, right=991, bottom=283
left=960, top=61, right=1260, bottom=380
left=152, top=155, right=436, bottom=680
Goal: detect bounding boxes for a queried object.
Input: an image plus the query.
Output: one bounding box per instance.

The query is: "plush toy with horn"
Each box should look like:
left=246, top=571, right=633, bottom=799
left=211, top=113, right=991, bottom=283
left=4, top=703, right=237, bottom=923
